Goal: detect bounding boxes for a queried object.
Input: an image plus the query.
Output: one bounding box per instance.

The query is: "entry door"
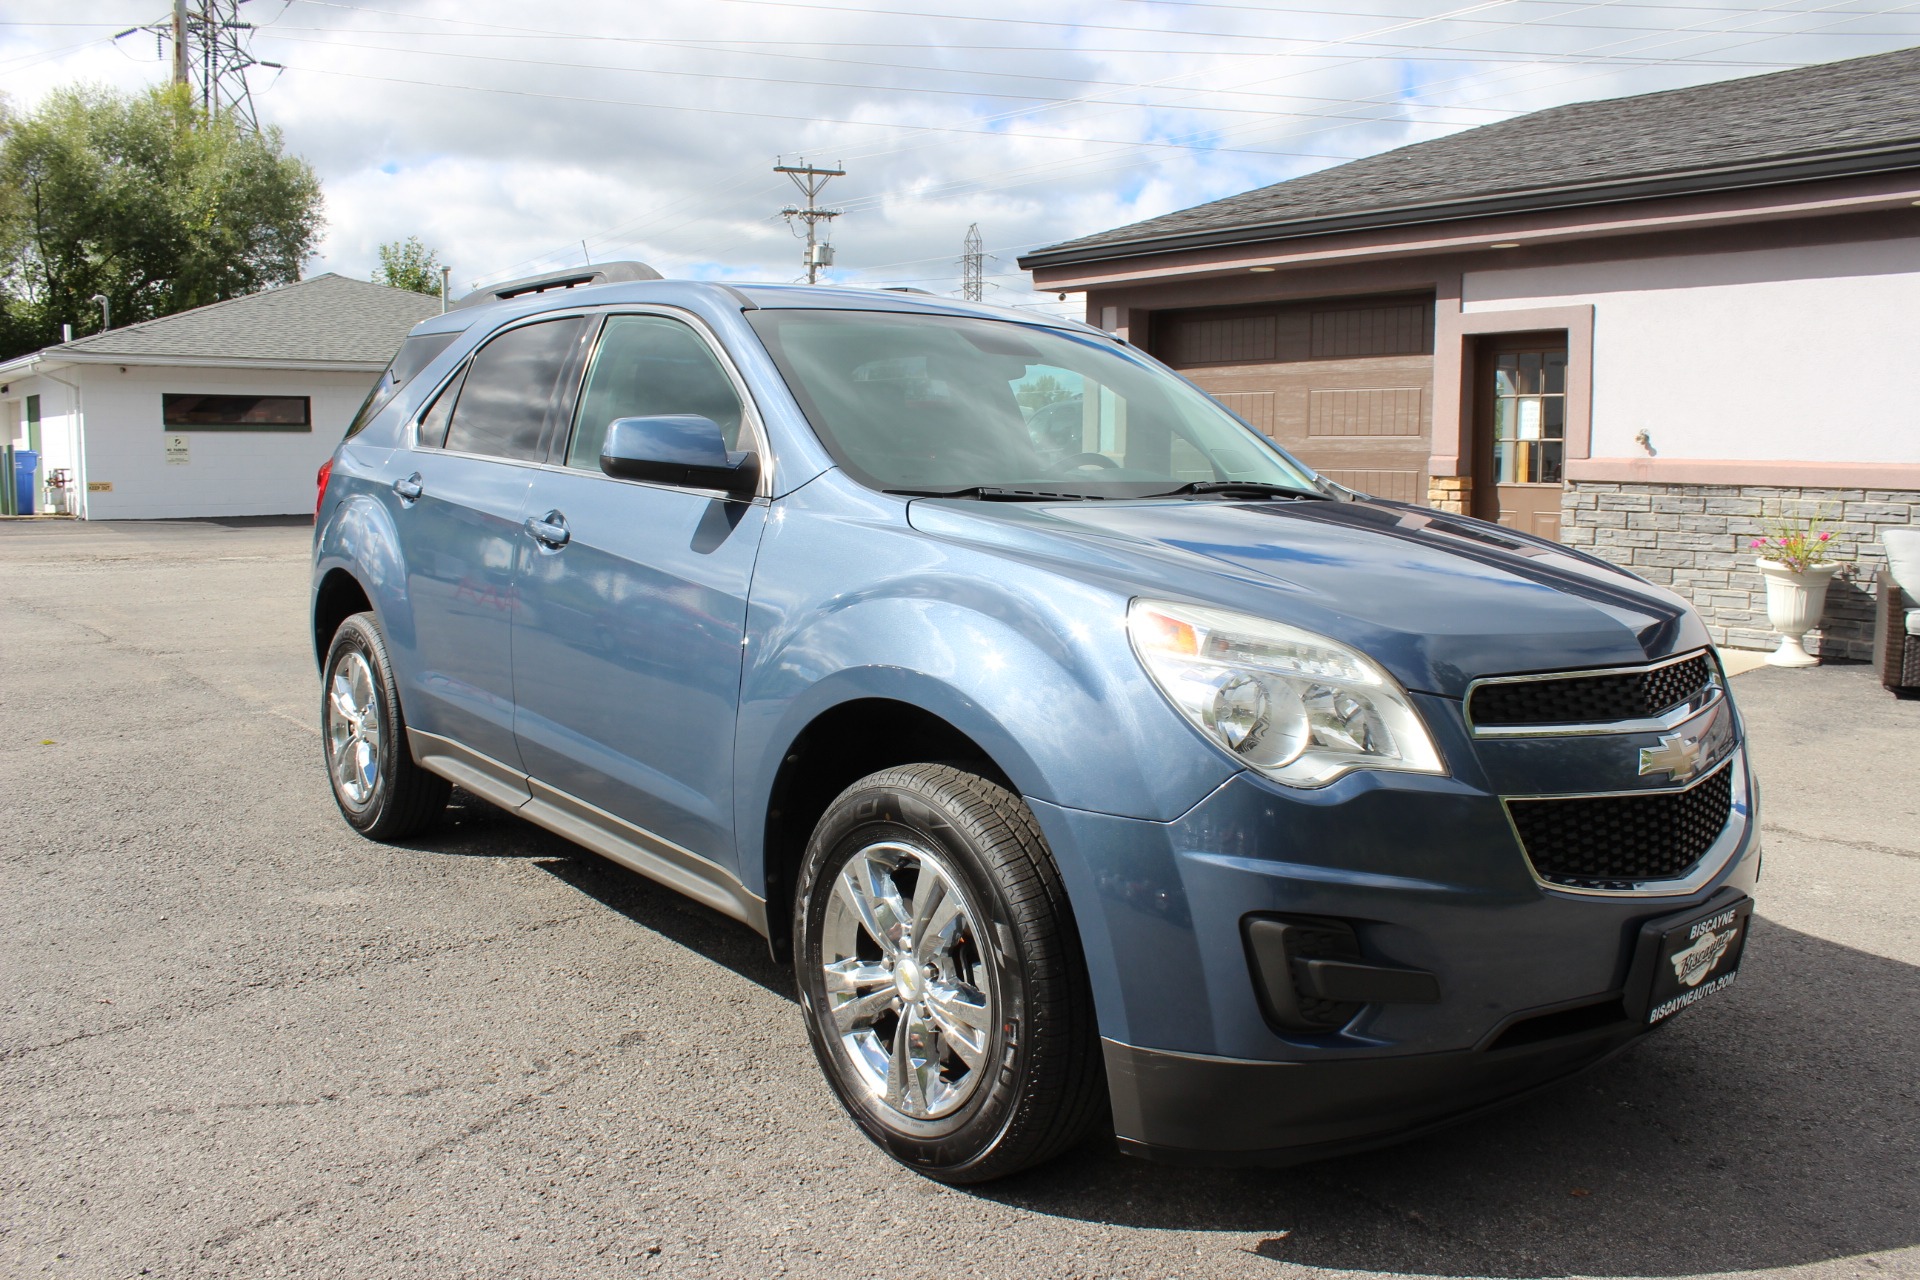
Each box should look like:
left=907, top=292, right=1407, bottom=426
left=511, top=312, right=768, bottom=867
left=1473, top=336, right=1567, bottom=541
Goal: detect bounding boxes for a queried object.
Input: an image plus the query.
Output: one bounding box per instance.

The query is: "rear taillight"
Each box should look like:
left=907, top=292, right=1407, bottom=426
left=315, top=457, right=335, bottom=516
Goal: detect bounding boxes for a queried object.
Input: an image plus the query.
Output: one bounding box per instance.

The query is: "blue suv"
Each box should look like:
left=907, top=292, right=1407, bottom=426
left=313, top=264, right=1757, bottom=1183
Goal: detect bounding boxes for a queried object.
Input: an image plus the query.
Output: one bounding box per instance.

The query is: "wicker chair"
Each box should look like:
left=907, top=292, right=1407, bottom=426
left=1877, top=527, right=1920, bottom=697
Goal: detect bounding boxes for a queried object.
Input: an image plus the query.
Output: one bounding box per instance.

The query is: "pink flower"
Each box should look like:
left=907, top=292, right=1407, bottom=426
left=1749, top=539, right=1763, bottom=548
left=1818, top=531, right=1832, bottom=541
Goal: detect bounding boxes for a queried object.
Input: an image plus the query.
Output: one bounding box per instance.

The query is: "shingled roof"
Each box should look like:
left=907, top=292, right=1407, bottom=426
left=1023, top=45, right=1920, bottom=269
left=32, top=273, right=442, bottom=368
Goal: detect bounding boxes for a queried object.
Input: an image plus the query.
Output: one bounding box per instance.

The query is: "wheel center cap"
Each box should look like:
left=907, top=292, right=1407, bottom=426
left=894, top=957, right=925, bottom=1004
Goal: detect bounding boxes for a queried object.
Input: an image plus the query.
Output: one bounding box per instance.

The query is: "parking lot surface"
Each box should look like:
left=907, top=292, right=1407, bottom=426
left=2, top=517, right=1915, bottom=1280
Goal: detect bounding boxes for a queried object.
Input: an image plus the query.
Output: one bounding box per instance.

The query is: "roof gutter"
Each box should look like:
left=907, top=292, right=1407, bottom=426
left=1019, top=138, right=1920, bottom=271
left=0, top=352, right=58, bottom=383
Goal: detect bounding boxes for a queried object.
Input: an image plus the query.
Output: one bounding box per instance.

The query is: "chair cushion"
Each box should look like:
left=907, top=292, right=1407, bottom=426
left=1885, top=527, right=1920, bottom=599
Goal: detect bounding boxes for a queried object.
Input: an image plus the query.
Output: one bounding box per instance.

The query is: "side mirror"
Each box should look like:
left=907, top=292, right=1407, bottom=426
left=599, top=415, right=759, bottom=499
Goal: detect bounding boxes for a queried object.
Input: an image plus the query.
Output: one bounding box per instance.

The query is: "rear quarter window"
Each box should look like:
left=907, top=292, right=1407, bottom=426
left=344, top=331, right=461, bottom=439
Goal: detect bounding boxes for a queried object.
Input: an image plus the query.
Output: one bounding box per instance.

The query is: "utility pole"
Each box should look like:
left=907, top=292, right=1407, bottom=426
left=439, top=265, right=452, bottom=314
left=776, top=158, right=844, bottom=285
left=117, top=0, right=283, bottom=131
left=960, top=223, right=984, bottom=302
left=172, top=0, right=189, bottom=86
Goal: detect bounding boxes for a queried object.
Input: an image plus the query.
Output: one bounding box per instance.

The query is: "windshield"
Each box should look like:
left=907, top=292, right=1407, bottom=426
left=747, top=309, right=1320, bottom=498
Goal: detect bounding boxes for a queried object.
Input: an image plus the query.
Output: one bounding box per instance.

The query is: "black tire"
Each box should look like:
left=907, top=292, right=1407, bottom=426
left=321, top=611, right=449, bottom=840
left=793, top=763, right=1106, bottom=1183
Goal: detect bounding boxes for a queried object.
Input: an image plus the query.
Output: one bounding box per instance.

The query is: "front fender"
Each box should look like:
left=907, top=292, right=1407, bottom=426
left=733, top=472, right=1237, bottom=888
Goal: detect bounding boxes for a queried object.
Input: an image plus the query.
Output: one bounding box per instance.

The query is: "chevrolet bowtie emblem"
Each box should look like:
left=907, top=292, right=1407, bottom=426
left=1639, top=731, right=1706, bottom=783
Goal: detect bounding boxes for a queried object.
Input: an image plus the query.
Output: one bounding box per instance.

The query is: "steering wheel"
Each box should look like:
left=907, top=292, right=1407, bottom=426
left=1052, top=452, right=1121, bottom=473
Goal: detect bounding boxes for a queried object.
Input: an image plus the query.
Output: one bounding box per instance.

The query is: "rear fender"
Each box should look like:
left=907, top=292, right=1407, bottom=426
left=312, top=461, right=415, bottom=679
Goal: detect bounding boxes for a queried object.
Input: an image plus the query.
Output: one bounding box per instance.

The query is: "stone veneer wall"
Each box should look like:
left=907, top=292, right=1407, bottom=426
left=1560, top=482, right=1920, bottom=660
left=1426, top=475, right=1471, bottom=515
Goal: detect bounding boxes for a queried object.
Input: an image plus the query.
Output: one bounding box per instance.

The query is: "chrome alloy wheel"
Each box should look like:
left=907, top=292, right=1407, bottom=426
left=325, top=651, right=382, bottom=807
left=821, top=840, right=995, bottom=1121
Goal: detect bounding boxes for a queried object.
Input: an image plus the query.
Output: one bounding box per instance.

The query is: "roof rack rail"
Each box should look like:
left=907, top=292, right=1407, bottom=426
left=451, top=261, right=663, bottom=311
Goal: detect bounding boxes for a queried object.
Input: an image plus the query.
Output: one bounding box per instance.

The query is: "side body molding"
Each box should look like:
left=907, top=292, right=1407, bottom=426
left=409, top=729, right=770, bottom=933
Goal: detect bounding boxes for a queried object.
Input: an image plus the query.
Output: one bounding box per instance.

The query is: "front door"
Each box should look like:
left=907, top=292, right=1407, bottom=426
left=512, top=311, right=768, bottom=867
left=1473, top=335, right=1567, bottom=541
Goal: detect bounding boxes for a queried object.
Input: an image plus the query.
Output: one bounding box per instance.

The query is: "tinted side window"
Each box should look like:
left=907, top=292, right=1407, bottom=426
left=346, top=331, right=460, bottom=439
left=416, top=367, right=462, bottom=449
left=444, top=318, right=584, bottom=461
left=566, top=315, right=746, bottom=470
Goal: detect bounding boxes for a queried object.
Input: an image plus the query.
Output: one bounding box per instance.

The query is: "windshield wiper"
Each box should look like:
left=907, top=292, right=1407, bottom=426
left=886, top=486, right=1104, bottom=501
left=1146, top=480, right=1328, bottom=500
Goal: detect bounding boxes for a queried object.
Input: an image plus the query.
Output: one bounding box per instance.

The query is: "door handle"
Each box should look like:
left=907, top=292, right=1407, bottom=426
left=392, top=473, right=423, bottom=503
left=525, top=511, right=570, bottom=549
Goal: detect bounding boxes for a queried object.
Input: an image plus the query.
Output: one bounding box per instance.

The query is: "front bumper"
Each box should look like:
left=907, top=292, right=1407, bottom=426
left=1104, top=1020, right=1642, bottom=1166
left=1027, top=732, right=1761, bottom=1164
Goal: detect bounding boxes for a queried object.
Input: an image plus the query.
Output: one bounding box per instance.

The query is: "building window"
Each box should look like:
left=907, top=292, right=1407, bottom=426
left=1491, top=350, right=1566, bottom=484
left=162, top=393, right=312, bottom=431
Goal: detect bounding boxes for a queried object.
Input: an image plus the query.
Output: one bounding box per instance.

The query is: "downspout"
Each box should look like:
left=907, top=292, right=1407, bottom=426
left=35, top=362, right=86, bottom=520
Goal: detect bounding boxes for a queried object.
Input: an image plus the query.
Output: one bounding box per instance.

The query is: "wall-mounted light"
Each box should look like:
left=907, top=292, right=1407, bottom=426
left=1489, top=242, right=1522, bottom=250
left=1249, top=266, right=1276, bottom=273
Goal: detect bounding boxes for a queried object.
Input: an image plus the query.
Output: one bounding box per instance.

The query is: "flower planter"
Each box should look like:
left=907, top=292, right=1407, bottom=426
left=1757, top=559, right=1841, bottom=667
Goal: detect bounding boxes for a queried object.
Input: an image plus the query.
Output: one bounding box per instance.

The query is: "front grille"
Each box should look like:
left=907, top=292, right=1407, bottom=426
left=1507, top=763, right=1734, bottom=890
left=1470, top=652, right=1714, bottom=729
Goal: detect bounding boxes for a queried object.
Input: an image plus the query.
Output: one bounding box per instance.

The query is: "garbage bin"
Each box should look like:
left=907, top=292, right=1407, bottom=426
left=13, top=449, right=36, bottom=516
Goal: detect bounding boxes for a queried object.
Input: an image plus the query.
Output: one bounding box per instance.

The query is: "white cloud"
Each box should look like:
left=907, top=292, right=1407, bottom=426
left=9, top=0, right=1919, bottom=316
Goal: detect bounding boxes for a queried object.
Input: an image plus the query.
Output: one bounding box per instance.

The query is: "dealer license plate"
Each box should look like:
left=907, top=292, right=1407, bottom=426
left=1643, top=896, right=1751, bottom=1025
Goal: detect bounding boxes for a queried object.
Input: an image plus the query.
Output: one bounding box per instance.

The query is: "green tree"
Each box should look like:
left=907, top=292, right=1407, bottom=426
left=0, top=83, right=323, bottom=359
left=374, top=235, right=444, bottom=296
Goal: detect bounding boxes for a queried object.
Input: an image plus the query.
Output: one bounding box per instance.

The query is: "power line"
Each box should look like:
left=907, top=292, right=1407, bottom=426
left=112, top=0, right=284, bottom=130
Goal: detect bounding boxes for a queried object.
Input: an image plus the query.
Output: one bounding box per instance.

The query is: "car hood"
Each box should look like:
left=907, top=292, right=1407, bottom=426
left=906, top=495, right=1709, bottom=698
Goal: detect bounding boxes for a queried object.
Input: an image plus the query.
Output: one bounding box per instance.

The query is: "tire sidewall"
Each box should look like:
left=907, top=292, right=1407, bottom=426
left=322, top=614, right=404, bottom=833
left=795, top=780, right=1032, bottom=1176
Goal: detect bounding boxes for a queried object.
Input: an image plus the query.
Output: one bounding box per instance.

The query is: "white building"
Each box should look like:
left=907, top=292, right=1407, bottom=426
left=0, top=274, right=441, bottom=520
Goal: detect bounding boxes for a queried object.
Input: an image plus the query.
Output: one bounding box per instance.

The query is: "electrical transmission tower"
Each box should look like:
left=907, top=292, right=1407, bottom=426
left=960, top=223, right=984, bottom=302
left=115, top=0, right=283, bottom=131
left=776, top=159, right=844, bottom=285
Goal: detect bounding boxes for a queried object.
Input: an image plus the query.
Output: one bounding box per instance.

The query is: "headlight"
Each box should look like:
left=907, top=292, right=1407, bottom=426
left=1127, top=599, right=1446, bottom=788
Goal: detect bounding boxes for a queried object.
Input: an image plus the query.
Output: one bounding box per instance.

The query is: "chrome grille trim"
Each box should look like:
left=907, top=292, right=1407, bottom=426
left=1464, top=648, right=1723, bottom=739
left=1498, top=752, right=1749, bottom=898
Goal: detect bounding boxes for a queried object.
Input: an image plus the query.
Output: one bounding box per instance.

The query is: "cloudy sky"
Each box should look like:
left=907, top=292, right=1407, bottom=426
left=9, top=1, right=1919, bottom=316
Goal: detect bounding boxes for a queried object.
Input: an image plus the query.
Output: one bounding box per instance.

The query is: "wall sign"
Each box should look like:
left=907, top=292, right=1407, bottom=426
left=87, top=481, right=113, bottom=492
left=165, top=435, right=191, bottom=465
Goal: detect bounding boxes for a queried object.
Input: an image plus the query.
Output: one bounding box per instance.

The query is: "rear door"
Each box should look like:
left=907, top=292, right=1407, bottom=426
left=511, top=310, right=769, bottom=866
left=387, top=314, right=587, bottom=771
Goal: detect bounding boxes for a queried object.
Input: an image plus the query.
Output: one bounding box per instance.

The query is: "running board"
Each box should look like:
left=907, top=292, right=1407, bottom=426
left=407, top=729, right=768, bottom=935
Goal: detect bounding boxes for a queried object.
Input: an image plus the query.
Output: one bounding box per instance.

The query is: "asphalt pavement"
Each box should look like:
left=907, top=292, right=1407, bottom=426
left=1, top=517, right=1914, bottom=1280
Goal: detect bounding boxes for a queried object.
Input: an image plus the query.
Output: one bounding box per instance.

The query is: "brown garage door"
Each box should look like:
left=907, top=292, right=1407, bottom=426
left=1150, top=294, right=1434, bottom=504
